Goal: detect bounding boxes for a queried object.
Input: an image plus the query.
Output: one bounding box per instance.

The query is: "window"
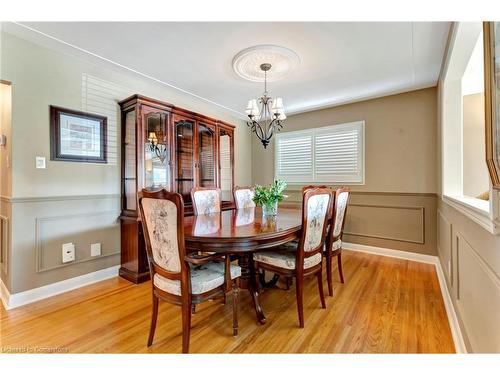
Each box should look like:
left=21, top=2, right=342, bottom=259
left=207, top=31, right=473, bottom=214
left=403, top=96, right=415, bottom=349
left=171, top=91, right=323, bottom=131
left=441, top=22, right=499, bottom=234
left=275, top=121, right=364, bottom=184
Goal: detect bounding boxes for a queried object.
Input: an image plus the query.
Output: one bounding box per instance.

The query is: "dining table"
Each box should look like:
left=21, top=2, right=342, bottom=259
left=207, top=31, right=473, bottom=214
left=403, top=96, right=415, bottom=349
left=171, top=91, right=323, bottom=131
left=183, top=206, right=303, bottom=324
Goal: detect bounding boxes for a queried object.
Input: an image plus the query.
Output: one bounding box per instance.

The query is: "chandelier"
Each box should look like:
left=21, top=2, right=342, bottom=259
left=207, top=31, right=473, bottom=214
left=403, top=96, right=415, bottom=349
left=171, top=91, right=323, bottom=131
left=245, top=63, right=286, bottom=148
left=147, top=131, right=168, bottom=164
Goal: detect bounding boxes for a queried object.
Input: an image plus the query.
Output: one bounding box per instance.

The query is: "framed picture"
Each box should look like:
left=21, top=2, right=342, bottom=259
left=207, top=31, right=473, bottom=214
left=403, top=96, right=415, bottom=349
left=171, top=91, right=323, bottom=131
left=484, top=22, right=500, bottom=189
left=50, top=105, right=107, bottom=163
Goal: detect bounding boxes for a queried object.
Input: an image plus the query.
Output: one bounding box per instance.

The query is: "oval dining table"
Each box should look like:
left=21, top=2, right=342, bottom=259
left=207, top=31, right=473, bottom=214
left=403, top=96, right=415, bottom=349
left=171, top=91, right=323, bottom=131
left=183, top=206, right=302, bottom=324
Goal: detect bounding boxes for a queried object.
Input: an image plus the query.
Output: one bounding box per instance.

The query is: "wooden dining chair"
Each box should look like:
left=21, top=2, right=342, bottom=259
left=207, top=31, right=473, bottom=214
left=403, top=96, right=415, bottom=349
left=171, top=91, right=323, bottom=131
left=325, top=187, right=350, bottom=296
left=253, top=187, right=333, bottom=327
left=233, top=186, right=256, bottom=209
left=138, top=189, right=240, bottom=353
left=191, top=187, right=221, bottom=215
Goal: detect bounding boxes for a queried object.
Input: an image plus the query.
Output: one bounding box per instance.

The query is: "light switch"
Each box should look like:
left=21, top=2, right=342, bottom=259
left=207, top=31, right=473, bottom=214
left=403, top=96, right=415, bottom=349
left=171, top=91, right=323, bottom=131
left=90, top=243, right=102, bottom=257
left=62, top=243, right=75, bottom=263
left=35, top=156, right=46, bottom=169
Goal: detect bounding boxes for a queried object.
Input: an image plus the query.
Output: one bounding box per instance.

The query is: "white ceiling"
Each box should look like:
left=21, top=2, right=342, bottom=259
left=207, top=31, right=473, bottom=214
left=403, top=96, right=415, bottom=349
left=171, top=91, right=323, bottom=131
left=10, top=22, right=450, bottom=118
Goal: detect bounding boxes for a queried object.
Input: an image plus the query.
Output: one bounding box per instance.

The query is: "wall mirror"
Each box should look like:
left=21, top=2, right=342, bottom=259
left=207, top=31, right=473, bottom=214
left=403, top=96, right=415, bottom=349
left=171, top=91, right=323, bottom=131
left=484, top=22, right=500, bottom=189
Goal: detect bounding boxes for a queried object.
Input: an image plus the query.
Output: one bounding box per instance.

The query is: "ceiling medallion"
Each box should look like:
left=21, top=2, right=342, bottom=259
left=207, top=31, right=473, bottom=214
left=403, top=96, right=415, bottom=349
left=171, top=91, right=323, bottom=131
left=232, top=45, right=300, bottom=82
left=234, top=45, right=299, bottom=148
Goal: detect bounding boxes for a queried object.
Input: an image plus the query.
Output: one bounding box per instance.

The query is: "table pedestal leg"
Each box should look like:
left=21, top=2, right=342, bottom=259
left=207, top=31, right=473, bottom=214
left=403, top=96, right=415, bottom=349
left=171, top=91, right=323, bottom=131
left=238, top=253, right=266, bottom=324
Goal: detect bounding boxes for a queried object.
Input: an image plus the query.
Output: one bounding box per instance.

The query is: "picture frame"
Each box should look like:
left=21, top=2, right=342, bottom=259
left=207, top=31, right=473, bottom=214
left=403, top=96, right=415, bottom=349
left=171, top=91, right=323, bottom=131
left=50, top=105, right=107, bottom=163
left=483, top=22, right=500, bottom=189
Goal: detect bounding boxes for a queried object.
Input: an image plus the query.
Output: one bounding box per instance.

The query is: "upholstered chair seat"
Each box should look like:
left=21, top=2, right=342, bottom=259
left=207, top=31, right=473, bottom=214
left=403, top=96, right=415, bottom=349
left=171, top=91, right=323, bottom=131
left=253, top=250, right=322, bottom=270
left=154, top=262, right=241, bottom=296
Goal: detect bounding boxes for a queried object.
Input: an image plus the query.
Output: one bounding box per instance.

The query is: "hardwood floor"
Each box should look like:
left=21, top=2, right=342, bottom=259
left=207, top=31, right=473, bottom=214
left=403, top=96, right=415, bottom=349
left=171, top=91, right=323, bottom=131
left=0, top=250, right=455, bottom=353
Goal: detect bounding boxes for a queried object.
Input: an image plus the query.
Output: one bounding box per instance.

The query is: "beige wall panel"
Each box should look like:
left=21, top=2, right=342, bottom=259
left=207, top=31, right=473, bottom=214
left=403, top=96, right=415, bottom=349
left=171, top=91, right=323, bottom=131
left=455, top=232, right=500, bottom=352
left=283, top=190, right=437, bottom=255
left=10, top=196, right=120, bottom=293
left=35, top=211, right=119, bottom=272
left=437, top=209, right=453, bottom=286
left=438, top=200, right=500, bottom=352
left=0, top=199, right=11, bottom=289
left=345, top=204, right=424, bottom=244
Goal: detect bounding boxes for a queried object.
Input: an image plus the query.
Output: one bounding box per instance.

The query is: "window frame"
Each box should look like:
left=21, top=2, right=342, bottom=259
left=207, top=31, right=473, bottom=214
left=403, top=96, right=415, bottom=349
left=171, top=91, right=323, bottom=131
left=440, top=22, right=500, bottom=234
left=274, top=120, right=365, bottom=185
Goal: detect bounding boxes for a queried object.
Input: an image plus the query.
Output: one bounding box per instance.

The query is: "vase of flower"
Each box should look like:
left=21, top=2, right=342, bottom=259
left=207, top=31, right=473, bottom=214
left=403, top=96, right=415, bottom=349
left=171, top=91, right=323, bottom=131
left=262, top=201, right=279, bottom=216
left=253, top=179, right=287, bottom=217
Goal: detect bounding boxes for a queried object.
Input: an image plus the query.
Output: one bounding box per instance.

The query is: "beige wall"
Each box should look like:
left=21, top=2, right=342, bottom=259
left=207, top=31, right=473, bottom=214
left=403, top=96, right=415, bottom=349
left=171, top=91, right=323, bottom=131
left=1, top=82, right=12, bottom=198
left=0, top=82, right=12, bottom=289
left=253, top=87, right=439, bottom=255
left=462, top=93, right=489, bottom=198
left=253, top=87, right=438, bottom=193
left=0, top=31, right=252, bottom=294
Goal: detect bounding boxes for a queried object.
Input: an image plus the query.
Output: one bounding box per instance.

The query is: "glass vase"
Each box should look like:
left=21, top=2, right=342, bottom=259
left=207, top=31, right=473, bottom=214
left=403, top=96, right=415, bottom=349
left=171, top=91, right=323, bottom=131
left=262, top=201, right=278, bottom=217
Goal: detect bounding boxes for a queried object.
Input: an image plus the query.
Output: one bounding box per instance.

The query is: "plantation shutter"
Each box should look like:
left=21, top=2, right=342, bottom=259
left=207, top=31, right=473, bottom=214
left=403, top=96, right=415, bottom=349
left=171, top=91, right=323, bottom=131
left=314, top=122, right=364, bottom=183
left=274, top=121, right=364, bottom=184
left=275, top=131, right=313, bottom=183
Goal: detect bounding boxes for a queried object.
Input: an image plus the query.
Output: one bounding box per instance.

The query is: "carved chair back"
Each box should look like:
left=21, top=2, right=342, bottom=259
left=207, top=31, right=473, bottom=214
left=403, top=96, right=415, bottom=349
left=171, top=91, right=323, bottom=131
left=301, top=185, right=332, bottom=219
left=233, top=186, right=256, bottom=209
left=296, top=187, right=333, bottom=270
left=301, top=185, right=327, bottom=193
left=138, top=189, right=190, bottom=298
left=191, top=187, right=222, bottom=215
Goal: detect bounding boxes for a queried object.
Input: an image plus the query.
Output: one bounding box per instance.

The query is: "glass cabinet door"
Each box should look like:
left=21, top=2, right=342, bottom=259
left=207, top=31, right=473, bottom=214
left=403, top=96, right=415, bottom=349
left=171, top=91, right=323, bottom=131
left=144, top=111, right=170, bottom=189
left=219, top=127, right=234, bottom=203
left=175, top=118, right=195, bottom=203
left=123, top=109, right=137, bottom=211
left=198, top=122, right=216, bottom=187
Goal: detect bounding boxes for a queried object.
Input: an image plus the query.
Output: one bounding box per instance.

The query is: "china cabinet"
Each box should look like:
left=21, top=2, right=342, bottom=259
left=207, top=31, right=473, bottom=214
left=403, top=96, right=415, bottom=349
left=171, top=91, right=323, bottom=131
left=118, top=95, right=235, bottom=283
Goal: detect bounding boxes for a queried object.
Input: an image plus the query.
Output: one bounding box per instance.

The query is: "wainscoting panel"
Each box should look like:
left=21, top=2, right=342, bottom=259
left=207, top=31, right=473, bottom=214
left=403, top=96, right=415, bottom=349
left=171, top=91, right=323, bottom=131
left=0, top=214, right=8, bottom=275
left=455, top=232, right=500, bottom=352
left=9, top=194, right=121, bottom=294
left=35, top=211, right=120, bottom=272
left=284, top=189, right=438, bottom=255
left=437, top=209, right=453, bottom=286
left=344, top=204, right=425, bottom=244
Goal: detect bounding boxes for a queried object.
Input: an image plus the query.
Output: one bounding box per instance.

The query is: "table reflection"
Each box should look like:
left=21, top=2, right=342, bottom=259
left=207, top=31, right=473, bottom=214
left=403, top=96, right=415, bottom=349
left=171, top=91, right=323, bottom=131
left=193, top=212, right=221, bottom=235
left=235, top=208, right=255, bottom=227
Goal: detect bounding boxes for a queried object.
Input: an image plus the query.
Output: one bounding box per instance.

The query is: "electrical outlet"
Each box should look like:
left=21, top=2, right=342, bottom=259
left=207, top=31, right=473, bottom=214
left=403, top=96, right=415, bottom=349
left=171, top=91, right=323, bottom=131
left=35, top=156, right=46, bottom=169
left=90, top=243, right=101, bottom=257
left=62, top=243, right=75, bottom=263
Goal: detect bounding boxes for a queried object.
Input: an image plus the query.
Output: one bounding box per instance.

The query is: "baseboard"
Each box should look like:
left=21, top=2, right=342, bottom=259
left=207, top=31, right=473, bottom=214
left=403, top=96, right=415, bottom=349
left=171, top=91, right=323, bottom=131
left=1, top=265, right=119, bottom=311
left=343, top=242, right=437, bottom=264
left=343, top=242, right=467, bottom=353
left=0, top=277, right=10, bottom=309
